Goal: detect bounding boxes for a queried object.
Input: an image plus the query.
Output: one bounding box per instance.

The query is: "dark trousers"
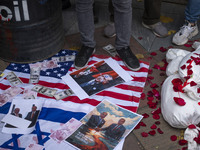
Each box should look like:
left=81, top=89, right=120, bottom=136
left=109, top=0, right=162, bottom=25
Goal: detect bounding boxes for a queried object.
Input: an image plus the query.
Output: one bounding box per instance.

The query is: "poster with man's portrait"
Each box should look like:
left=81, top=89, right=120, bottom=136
left=1, top=98, right=43, bottom=134
left=62, top=58, right=132, bottom=100
left=65, top=100, right=143, bottom=150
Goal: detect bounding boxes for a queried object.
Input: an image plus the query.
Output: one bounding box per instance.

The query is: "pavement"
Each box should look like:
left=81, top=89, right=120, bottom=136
left=1, top=0, right=200, bottom=150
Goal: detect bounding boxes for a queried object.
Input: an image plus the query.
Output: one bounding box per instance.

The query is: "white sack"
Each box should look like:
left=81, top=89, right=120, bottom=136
left=166, top=48, right=190, bottom=63
left=166, top=56, right=184, bottom=76
left=161, top=74, right=200, bottom=128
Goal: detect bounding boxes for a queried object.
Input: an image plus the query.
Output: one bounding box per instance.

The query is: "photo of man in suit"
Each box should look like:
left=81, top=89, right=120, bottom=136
left=101, top=118, right=126, bottom=141
left=86, top=112, right=108, bottom=129
left=25, top=105, right=40, bottom=127
left=5, top=108, right=22, bottom=128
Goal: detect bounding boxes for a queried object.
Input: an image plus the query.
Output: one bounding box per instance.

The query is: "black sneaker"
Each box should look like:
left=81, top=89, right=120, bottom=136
left=116, top=46, right=140, bottom=71
left=74, top=45, right=95, bottom=69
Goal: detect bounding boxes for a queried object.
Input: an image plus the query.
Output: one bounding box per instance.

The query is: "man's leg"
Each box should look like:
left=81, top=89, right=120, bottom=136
left=113, top=0, right=140, bottom=71
left=75, top=0, right=96, bottom=69
left=104, top=0, right=116, bottom=38
left=172, top=0, right=200, bottom=45
left=142, top=0, right=168, bottom=37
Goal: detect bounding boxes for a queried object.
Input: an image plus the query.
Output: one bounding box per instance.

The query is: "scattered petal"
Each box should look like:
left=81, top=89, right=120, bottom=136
left=174, top=97, right=186, bottom=106
left=138, top=37, right=143, bottom=40
left=170, top=135, right=177, bottom=141
left=148, top=69, right=153, bottom=74
left=157, top=128, right=164, bottom=134
left=155, top=121, right=161, bottom=125
left=153, top=114, right=160, bottom=120
left=150, top=52, right=157, bottom=56
left=148, top=130, right=156, bottom=136
left=139, top=121, right=147, bottom=127
left=147, top=96, right=154, bottom=101
left=180, top=65, right=186, bottom=70
left=190, top=81, right=197, bottom=87
left=197, top=88, right=200, bottom=93
left=153, top=64, right=161, bottom=70
left=184, top=43, right=192, bottom=47
left=142, top=113, right=149, bottom=118
left=179, top=139, right=188, bottom=146
left=150, top=124, right=157, bottom=129
left=150, top=83, right=159, bottom=88
left=160, top=73, right=166, bottom=76
left=141, top=132, right=148, bottom=137
left=188, top=124, right=196, bottom=129
left=141, top=93, right=146, bottom=100
left=198, top=102, right=200, bottom=106
left=159, top=47, right=167, bottom=52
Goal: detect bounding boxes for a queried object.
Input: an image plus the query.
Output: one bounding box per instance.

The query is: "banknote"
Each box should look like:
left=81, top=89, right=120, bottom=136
left=103, top=44, right=117, bottom=57
left=29, top=67, right=41, bottom=84
left=41, top=60, right=58, bottom=71
left=23, top=88, right=37, bottom=99
left=50, top=118, right=82, bottom=143
left=52, top=55, right=75, bottom=63
left=32, top=84, right=57, bottom=97
left=0, top=86, right=23, bottom=106
left=6, top=72, right=23, bottom=86
left=54, top=89, right=74, bottom=100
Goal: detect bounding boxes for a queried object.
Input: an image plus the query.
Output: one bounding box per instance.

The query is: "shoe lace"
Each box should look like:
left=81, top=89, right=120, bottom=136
left=178, top=23, right=195, bottom=36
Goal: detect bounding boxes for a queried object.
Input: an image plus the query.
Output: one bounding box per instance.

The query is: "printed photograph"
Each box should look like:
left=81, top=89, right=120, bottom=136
left=70, top=60, right=125, bottom=96
left=2, top=98, right=43, bottom=134
left=65, top=100, right=143, bottom=150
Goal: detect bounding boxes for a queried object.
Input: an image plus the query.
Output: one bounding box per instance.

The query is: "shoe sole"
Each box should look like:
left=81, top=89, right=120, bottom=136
left=104, top=33, right=116, bottom=38
left=172, top=28, right=199, bottom=45
left=142, top=22, right=168, bottom=38
left=74, top=49, right=96, bottom=70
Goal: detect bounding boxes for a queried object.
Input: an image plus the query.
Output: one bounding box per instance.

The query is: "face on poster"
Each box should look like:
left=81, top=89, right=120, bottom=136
left=62, top=58, right=132, bottom=100
left=2, top=98, right=43, bottom=134
left=65, top=100, right=143, bottom=150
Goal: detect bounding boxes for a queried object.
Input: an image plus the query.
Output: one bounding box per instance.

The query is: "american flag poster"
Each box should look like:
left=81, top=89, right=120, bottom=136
left=0, top=49, right=149, bottom=149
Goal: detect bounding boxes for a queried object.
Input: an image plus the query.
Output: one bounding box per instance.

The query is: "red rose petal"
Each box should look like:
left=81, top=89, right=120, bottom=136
left=181, top=65, right=186, bottom=70
left=150, top=124, right=157, bottom=129
left=186, top=59, right=192, bottom=64
left=198, top=102, right=200, bottom=106
left=147, top=96, right=154, bottom=101
left=148, top=130, right=156, bottom=136
left=150, top=83, right=159, bottom=88
left=160, top=73, right=165, bottom=76
left=159, top=47, right=167, bottom=52
left=179, top=139, right=188, bottom=146
left=190, top=81, right=197, bottom=87
left=138, top=37, right=143, bottom=40
left=155, top=121, right=160, bottom=125
left=184, top=43, right=192, bottom=47
left=170, top=135, right=177, bottom=141
left=142, top=113, right=149, bottom=118
left=134, top=124, right=140, bottom=129
left=139, top=121, right=147, bottom=127
left=174, top=97, right=186, bottom=106
left=141, top=132, right=148, bottom=137
left=187, top=69, right=193, bottom=75
left=153, top=114, right=160, bottom=120
left=188, top=124, right=196, bottom=129
left=197, top=88, right=200, bottom=93
left=153, top=64, right=160, bottom=70
left=152, top=108, right=161, bottom=115
left=182, top=147, right=188, bottom=150
left=141, top=93, right=146, bottom=100
left=147, top=76, right=154, bottom=80
left=194, top=137, right=200, bottom=144
left=148, top=69, right=153, bottom=74
left=157, top=128, right=164, bottom=134
left=150, top=52, right=157, bottom=56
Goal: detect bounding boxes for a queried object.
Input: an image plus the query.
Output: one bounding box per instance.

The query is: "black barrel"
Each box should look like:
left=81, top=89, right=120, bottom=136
left=0, top=0, right=65, bottom=63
